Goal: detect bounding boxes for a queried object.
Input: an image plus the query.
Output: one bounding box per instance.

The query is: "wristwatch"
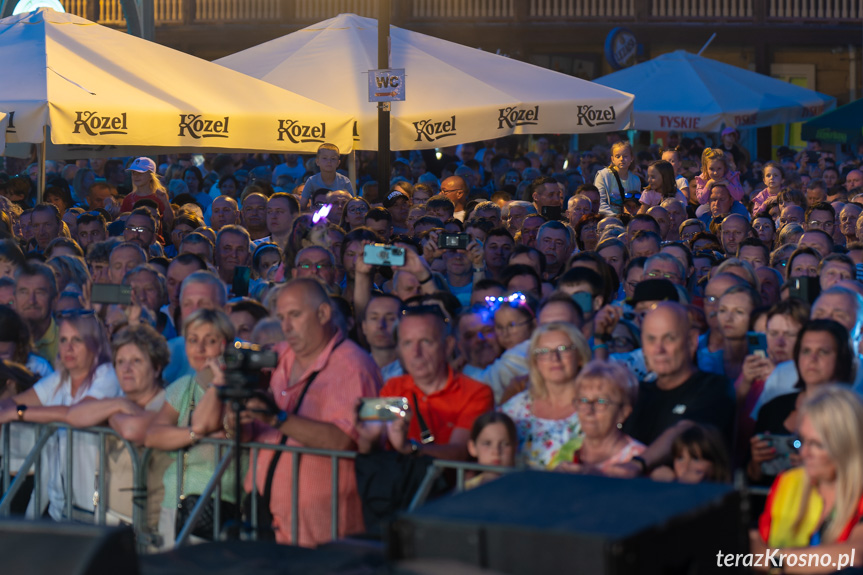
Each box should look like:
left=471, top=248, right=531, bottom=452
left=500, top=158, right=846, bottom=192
left=16, top=404, right=27, bottom=422
left=276, top=410, right=289, bottom=425
left=189, top=429, right=199, bottom=445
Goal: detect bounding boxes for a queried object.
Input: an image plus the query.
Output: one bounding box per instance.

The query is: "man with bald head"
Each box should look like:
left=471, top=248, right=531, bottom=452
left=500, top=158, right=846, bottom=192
left=210, top=195, right=239, bottom=231
left=845, top=169, right=863, bottom=194
left=250, top=278, right=383, bottom=546
left=720, top=214, right=750, bottom=256
left=440, top=175, right=468, bottom=221
left=620, top=302, right=735, bottom=475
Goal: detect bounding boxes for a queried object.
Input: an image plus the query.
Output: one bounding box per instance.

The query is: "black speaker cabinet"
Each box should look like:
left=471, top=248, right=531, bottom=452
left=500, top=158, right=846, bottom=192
left=0, top=519, right=139, bottom=575
left=388, top=471, right=747, bottom=574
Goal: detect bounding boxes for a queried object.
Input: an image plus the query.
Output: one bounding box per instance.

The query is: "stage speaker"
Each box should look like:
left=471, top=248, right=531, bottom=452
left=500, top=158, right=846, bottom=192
left=0, top=519, right=139, bottom=575
left=388, top=471, right=747, bottom=575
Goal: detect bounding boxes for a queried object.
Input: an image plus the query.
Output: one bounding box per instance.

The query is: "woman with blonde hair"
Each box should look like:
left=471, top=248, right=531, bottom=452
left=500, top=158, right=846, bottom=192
left=500, top=322, right=590, bottom=469
left=753, top=385, right=863, bottom=570
left=0, top=311, right=120, bottom=520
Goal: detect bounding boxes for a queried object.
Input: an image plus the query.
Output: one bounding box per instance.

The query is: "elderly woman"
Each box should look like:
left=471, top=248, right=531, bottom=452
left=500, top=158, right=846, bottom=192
left=501, top=322, right=591, bottom=469
left=0, top=311, right=120, bottom=520
left=752, top=385, right=863, bottom=570
left=749, top=319, right=855, bottom=485
left=61, top=324, right=169, bottom=535
left=145, top=308, right=238, bottom=545
left=562, top=360, right=644, bottom=473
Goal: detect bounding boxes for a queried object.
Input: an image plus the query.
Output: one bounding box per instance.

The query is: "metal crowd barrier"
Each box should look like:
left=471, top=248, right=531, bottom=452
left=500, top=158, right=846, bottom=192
left=0, top=422, right=769, bottom=552
left=0, top=422, right=148, bottom=551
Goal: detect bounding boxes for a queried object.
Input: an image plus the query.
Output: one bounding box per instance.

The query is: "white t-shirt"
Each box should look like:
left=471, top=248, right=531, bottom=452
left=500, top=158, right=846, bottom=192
left=29, top=364, right=122, bottom=520
left=0, top=355, right=55, bottom=475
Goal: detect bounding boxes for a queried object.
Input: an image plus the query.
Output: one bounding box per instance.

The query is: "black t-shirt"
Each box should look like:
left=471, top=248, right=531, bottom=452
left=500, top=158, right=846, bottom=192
left=623, top=370, right=736, bottom=446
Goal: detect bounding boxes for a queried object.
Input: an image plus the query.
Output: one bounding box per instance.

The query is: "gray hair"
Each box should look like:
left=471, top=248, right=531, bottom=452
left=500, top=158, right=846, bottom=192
left=180, top=270, right=227, bottom=308
left=123, top=264, right=168, bottom=307
left=644, top=252, right=686, bottom=282
left=573, top=359, right=638, bottom=408
left=501, top=200, right=536, bottom=219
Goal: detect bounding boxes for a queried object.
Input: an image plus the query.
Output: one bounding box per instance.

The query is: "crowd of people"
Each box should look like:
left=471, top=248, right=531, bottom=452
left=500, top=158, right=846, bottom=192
left=0, top=130, right=862, bottom=566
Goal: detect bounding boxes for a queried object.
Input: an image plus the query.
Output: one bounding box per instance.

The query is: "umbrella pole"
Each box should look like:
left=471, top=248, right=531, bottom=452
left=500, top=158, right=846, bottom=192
left=348, top=149, right=357, bottom=192
left=377, top=0, right=391, bottom=195
left=37, top=125, right=47, bottom=204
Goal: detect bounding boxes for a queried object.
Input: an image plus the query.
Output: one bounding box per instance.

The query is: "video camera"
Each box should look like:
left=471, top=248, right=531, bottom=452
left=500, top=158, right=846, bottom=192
left=220, top=342, right=279, bottom=399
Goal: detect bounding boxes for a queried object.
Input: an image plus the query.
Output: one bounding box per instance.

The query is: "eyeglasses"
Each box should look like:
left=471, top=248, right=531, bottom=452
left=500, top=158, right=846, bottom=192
left=347, top=206, right=369, bottom=215
left=56, top=308, right=96, bottom=319
left=645, top=270, right=681, bottom=282
left=623, top=192, right=642, bottom=200
left=575, top=397, right=620, bottom=412
left=533, top=344, right=577, bottom=361
left=126, top=226, right=152, bottom=234
left=808, top=220, right=834, bottom=230
left=297, top=262, right=333, bottom=271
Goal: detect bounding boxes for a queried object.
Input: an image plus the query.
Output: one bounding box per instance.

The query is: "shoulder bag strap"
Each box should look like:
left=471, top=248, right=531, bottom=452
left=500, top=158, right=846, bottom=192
left=412, top=392, right=435, bottom=444
left=610, top=167, right=626, bottom=209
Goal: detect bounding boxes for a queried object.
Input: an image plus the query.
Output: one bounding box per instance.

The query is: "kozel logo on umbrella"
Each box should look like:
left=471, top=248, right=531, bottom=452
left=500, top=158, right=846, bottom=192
left=497, top=106, right=540, bottom=130
left=413, top=115, right=457, bottom=142
left=73, top=111, right=129, bottom=136
left=576, top=105, right=616, bottom=128
left=277, top=120, right=327, bottom=144
left=178, top=115, right=230, bottom=138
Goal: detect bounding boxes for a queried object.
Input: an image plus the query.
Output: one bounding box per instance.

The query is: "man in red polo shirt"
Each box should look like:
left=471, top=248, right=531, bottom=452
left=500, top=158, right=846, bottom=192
left=378, top=307, right=493, bottom=460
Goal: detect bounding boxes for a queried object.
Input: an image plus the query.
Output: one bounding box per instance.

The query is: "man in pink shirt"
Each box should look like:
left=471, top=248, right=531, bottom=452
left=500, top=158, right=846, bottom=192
left=245, top=278, right=382, bottom=546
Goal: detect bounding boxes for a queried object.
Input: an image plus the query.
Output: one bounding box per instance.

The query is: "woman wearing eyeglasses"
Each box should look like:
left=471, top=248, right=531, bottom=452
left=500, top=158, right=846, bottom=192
left=500, top=322, right=591, bottom=469
left=0, top=311, right=121, bottom=521
left=558, top=360, right=643, bottom=474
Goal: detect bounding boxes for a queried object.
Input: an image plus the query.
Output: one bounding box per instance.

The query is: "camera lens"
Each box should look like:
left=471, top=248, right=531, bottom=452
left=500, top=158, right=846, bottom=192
left=393, top=248, right=404, bottom=255
left=378, top=251, right=389, bottom=260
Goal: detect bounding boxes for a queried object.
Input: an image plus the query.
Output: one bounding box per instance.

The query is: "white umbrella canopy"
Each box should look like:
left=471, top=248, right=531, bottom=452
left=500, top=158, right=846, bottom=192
left=594, top=50, right=836, bottom=132
left=216, top=13, right=634, bottom=151
left=0, top=8, right=355, bottom=159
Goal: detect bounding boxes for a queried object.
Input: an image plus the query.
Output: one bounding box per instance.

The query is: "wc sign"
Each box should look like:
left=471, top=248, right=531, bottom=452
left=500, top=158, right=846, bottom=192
left=369, top=69, right=406, bottom=102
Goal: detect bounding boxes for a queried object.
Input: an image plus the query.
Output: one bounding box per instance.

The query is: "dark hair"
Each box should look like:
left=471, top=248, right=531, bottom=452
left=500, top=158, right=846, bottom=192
left=559, top=266, right=604, bottom=297
left=469, top=411, right=517, bottom=445
left=786, top=246, right=822, bottom=280
left=736, top=237, right=769, bottom=261
left=0, top=306, right=34, bottom=363
left=793, top=319, right=856, bottom=387
left=648, top=160, right=678, bottom=198
left=766, top=298, right=810, bottom=328
left=629, top=213, right=662, bottom=236
left=269, top=192, right=300, bottom=215
left=510, top=244, right=547, bottom=275
left=805, top=201, right=836, bottom=223
left=573, top=213, right=602, bottom=251
left=44, top=185, right=73, bottom=212
left=671, top=424, right=731, bottom=483
left=365, top=206, right=393, bottom=225
left=567, top=251, right=619, bottom=304
left=500, top=264, right=541, bottom=294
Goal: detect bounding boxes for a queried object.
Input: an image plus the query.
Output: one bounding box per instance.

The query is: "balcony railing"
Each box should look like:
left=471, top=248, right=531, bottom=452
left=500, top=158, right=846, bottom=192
left=58, top=0, right=863, bottom=28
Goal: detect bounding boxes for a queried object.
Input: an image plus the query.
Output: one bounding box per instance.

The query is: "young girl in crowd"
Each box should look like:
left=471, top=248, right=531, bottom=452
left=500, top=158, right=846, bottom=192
left=695, top=148, right=744, bottom=205
left=465, top=412, right=518, bottom=489
left=638, top=160, right=687, bottom=211
left=651, top=425, right=731, bottom=484
left=594, top=141, right=642, bottom=216
left=750, top=162, right=786, bottom=215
